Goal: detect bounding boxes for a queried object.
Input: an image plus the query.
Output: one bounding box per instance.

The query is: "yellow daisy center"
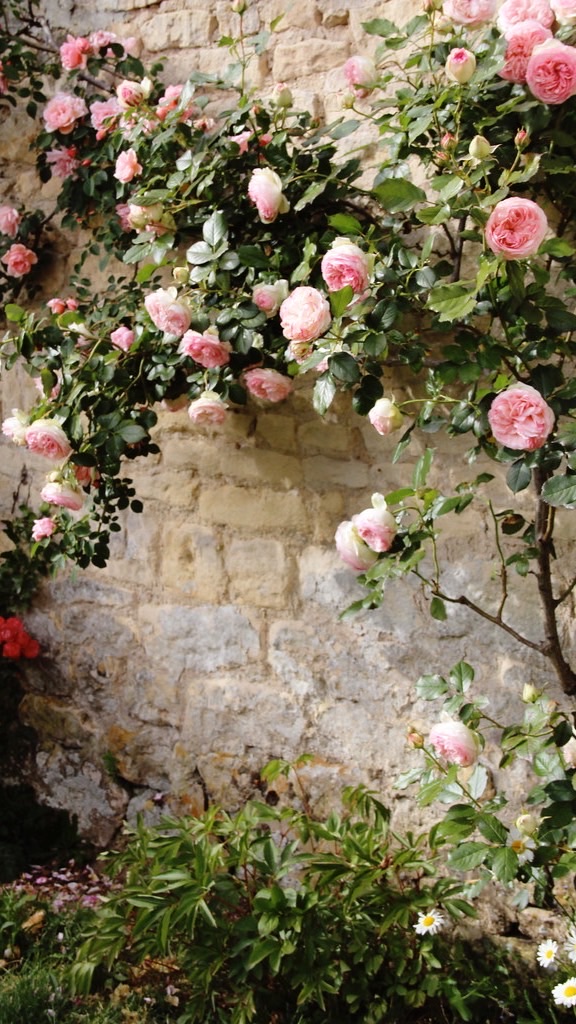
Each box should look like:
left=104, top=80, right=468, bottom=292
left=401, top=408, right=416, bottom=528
left=422, top=915, right=435, bottom=927
left=511, top=839, right=525, bottom=853
left=565, top=985, right=576, bottom=998
left=545, top=950, right=554, bottom=959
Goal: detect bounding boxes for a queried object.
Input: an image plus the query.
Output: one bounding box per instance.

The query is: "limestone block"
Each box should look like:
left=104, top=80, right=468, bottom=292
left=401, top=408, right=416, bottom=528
left=199, top=484, right=308, bottom=532
left=272, top=39, right=350, bottom=81
left=224, top=537, right=289, bottom=608
left=140, top=10, right=218, bottom=51
left=254, top=413, right=297, bottom=451
left=193, top=444, right=304, bottom=488
left=158, top=521, right=227, bottom=601
left=297, top=420, right=353, bottom=455
left=303, top=454, right=370, bottom=489
left=33, top=747, right=128, bottom=845
left=138, top=603, right=260, bottom=673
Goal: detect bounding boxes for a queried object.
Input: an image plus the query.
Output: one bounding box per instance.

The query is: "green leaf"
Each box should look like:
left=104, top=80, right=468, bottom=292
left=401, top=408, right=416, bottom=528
left=413, top=447, right=433, bottom=489
left=328, top=119, right=360, bottom=140
left=294, top=179, right=327, bottom=211
left=4, top=303, right=25, bottom=322
left=430, top=596, right=447, bottom=621
left=427, top=282, right=477, bottom=322
left=328, top=352, right=360, bottom=383
left=491, top=846, right=518, bottom=883
left=186, top=240, right=215, bottom=265
left=328, top=213, right=364, bottom=235
left=362, top=17, right=400, bottom=35
left=506, top=460, right=532, bottom=493
left=118, top=423, right=147, bottom=443
left=373, top=179, right=426, bottom=213
left=541, top=474, right=576, bottom=509
left=313, top=373, right=337, bottom=415
left=416, top=673, right=448, bottom=700
left=448, top=842, right=489, bottom=871
left=329, top=285, right=354, bottom=318
left=202, top=210, right=228, bottom=248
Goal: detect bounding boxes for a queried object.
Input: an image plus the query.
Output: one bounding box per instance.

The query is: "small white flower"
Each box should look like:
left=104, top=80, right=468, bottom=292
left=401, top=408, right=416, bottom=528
left=536, top=939, right=558, bottom=968
left=552, top=977, right=576, bottom=1007
left=565, top=927, right=576, bottom=962
left=506, top=827, right=536, bottom=865
left=414, top=908, right=444, bottom=935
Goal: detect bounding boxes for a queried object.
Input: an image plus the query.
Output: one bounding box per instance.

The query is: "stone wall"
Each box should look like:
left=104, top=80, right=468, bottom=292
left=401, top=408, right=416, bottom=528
left=1, top=0, right=574, bottom=844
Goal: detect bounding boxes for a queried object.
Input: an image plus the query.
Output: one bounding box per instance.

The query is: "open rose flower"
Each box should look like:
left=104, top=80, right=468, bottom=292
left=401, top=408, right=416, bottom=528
left=343, top=56, right=378, bottom=97
left=110, top=326, right=136, bottom=352
left=488, top=383, right=555, bottom=450
left=116, top=77, right=152, bottom=109
left=2, top=409, right=28, bottom=445
left=188, top=391, right=228, bottom=425
left=428, top=720, right=479, bottom=766
left=252, top=280, right=289, bottom=317
left=40, top=479, right=84, bottom=511
left=280, top=286, right=332, bottom=343
left=335, top=520, right=379, bottom=572
left=43, top=92, right=88, bottom=133
left=442, top=0, right=498, bottom=25
left=247, top=168, right=289, bottom=224
left=89, top=97, right=121, bottom=138
left=550, top=0, right=576, bottom=23
left=244, top=368, right=294, bottom=402
left=25, top=418, right=72, bottom=461
left=485, top=197, right=548, bottom=259
left=497, top=0, right=554, bottom=32
left=321, top=238, right=372, bottom=295
left=500, top=20, right=553, bottom=83
left=32, top=517, right=57, bottom=541
left=368, top=397, right=403, bottom=436
left=1, top=243, right=38, bottom=277
left=114, top=149, right=142, bottom=183
left=59, top=34, right=92, bottom=70
left=352, top=493, right=397, bottom=553
left=144, top=288, right=192, bottom=339
left=526, top=39, right=576, bottom=103
left=0, top=205, right=21, bottom=238
left=46, top=146, right=80, bottom=178
left=179, top=330, right=231, bottom=368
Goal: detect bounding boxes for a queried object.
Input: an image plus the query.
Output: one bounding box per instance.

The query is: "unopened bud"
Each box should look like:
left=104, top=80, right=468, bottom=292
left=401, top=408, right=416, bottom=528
left=468, top=134, right=491, bottom=160
left=445, top=47, right=476, bottom=84
left=522, top=682, right=541, bottom=703
left=515, top=813, right=538, bottom=836
left=231, top=0, right=247, bottom=12
left=271, top=82, right=293, bottom=108
left=407, top=727, right=425, bottom=749
left=342, top=92, right=356, bottom=109
left=515, top=128, right=530, bottom=149
left=172, top=266, right=190, bottom=285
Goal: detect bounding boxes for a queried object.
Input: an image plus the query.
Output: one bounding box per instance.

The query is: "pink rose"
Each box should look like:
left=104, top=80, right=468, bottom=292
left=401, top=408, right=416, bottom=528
left=442, top=0, right=498, bottom=24
left=445, top=48, right=477, bottom=83
left=115, top=203, right=132, bottom=231
left=279, top=286, right=332, bottom=343
left=247, top=168, right=289, bottom=224
left=485, top=197, right=548, bottom=259
left=2, top=410, right=28, bottom=445
left=116, top=77, right=152, bottom=109
left=89, top=98, right=121, bottom=138
left=321, top=238, right=372, bottom=294
left=550, top=0, right=576, bottom=24
left=499, top=20, right=553, bottom=83
left=46, top=146, right=80, bottom=178
left=188, top=391, right=228, bottom=425
left=114, top=149, right=142, bottom=183
left=335, top=520, right=379, bottom=572
left=110, top=326, right=135, bottom=352
left=526, top=39, right=576, bottom=104
left=229, top=130, right=252, bottom=153
left=488, top=383, right=555, bottom=450
left=252, top=280, right=289, bottom=317
left=40, top=480, right=84, bottom=511
left=43, top=92, right=88, bottom=133
left=179, top=330, right=231, bottom=368
left=497, top=0, right=554, bottom=32
left=59, top=34, right=91, bottom=70
left=47, top=297, right=67, bottom=315
left=428, top=721, right=479, bottom=766
left=32, top=517, right=57, bottom=541
left=1, top=243, right=38, bottom=277
left=352, top=493, right=397, bottom=553
left=25, top=418, right=72, bottom=461
left=343, top=56, right=378, bottom=97
left=144, top=288, right=192, bottom=339
left=244, top=368, right=293, bottom=403
left=0, top=205, right=21, bottom=238
left=368, top=397, right=403, bottom=436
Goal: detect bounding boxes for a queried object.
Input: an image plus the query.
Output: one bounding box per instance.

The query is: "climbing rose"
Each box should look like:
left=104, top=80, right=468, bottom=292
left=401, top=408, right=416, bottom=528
left=179, top=330, right=231, bottom=368
left=247, top=168, right=289, bottom=223
left=499, top=20, right=553, bottom=83
left=526, top=39, right=576, bottom=103
left=485, top=197, right=548, bottom=259
left=0, top=205, right=21, bottom=238
left=352, top=493, right=397, bottom=553
left=116, top=77, right=152, bottom=109
left=25, top=418, right=72, bottom=461
left=321, top=238, right=372, bottom=294
left=445, top=48, right=476, bottom=83
left=40, top=480, right=84, bottom=511
left=252, top=280, right=289, bottom=317
left=335, top=520, right=379, bottom=572
left=488, top=383, right=555, bottom=450
left=442, top=0, right=497, bottom=25
left=497, top=0, right=554, bottom=32
left=46, top=146, right=80, bottom=178
left=144, top=288, right=192, bottom=338
left=428, top=721, right=479, bottom=766
left=244, top=368, right=293, bottom=402
left=550, top=0, right=576, bottom=23
left=1, top=243, right=38, bottom=277
left=32, top=517, right=57, bottom=541
left=89, top=97, right=121, bottom=138
left=59, top=34, right=91, bottom=70
left=110, top=326, right=135, bottom=352
left=343, top=56, right=378, bottom=97
left=43, top=92, right=88, bottom=133
left=2, top=410, right=28, bottom=445
left=368, top=397, right=403, bottom=436
left=114, top=149, right=142, bottom=183
left=188, top=392, right=228, bottom=424
left=279, top=286, right=332, bottom=343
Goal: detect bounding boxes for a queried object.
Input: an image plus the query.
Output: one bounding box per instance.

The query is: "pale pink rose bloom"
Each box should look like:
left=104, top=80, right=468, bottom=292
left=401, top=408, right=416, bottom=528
left=442, top=0, right=498, bottom=23
left=2, top=410, right=28, bottom=445
left=271, top=82, right=293, bottom=107
left=1, top=243, right=38, bottom=277
left=244, top=368, right=294, bottom=402
left=428, top=721, right=479, bottom=766
left=526, top=39, right=576, bottom=103
left=0, top=205, right=21, bottom=238
left=73, top=464, right=99, bottom=488
left=247, top=167, right=289, bottom=224
left=144, top=288, right=192, bottom=338
left=368, top=397, right=403, bottom=436
left=46, top=146, right=80, bottom=178
left=485, top=197, right=548, bottom=259
left=280, top=286, right=332, bottom=343
left=352, top=493, right=397, bottom=553
left=110, top=326, right=135, bottom=351
left=488, top=383, right=555, bottom=450
left=343, top=56, right=378, bottom=97
left=114, top=149, right=142, bottom=183
left=561, top=736, right=576, bottom=767
left=229, top=130, right=252, bottom=153
left=335, top=520, right=379, bottom=572
left=445, top=47, right=477, bottom=83
left=116, top=77, right=152, bottom=109
left=285, top=340, right=314, bottom=363
left=252, top=280, right=289, bottom=317
left=32, top=517, right=57, bottom=541
left=156, top=84, right=196, bottom=122
left=25, top=418, right=72, bottom=461
left=550, top=0, right=576, bottom=23
left=40, top=480, right=84, bottom=511
left=179, top=330, right=231, bottom=368
left=115, top=203, right=132, bottom=231
left=59, top=34, right=91, bottom=70
left=88, top=30, right=117, bottom=51
left=321, top=238, right=371, bottom=294
left=89, top=98, right=121, bottom=138
left=188, top=391, right=228, bottom=425
left=497, top=0, right=554, bottom=32
left=47, top=297, right=67, bottom=315
left=43, top=92, right=88, bottom=133
left=193, top=116, right=215, bottom=132
left=499, top=20, right=553, bottom=83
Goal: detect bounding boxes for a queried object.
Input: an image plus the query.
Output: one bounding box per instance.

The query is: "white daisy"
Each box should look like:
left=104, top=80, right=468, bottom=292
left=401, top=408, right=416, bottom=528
left=506, top=827, right=536, bottom=865
left=413, top=908, right=444, bottom=936
left=536, top=939, right=558, bottom=968
left=565, top=928, right=576, bottom=963
left=552, top=978, right=576, bottom=1007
